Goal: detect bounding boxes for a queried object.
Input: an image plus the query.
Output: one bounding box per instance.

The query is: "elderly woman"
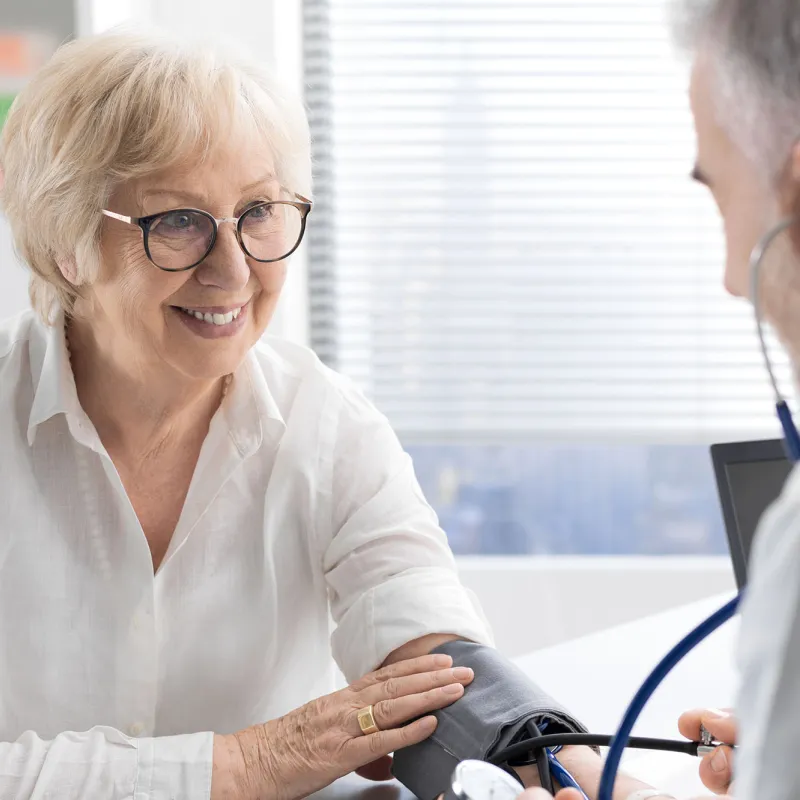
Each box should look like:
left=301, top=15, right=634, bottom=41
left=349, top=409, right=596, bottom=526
left=0, top=30, right=492, bottom=799
left=0, top=30, right=674, bottom=800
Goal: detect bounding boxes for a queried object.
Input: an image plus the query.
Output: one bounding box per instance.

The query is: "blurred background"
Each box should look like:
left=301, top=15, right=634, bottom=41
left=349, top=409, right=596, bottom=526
left=0, top=0, right=789, bottom=654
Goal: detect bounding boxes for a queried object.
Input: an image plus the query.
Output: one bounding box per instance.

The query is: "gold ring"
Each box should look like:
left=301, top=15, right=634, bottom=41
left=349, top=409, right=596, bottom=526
left=357, top=705, right=380, bottom=735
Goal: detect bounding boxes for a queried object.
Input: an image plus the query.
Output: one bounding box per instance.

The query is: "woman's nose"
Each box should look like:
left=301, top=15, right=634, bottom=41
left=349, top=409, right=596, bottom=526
left=195, top=222, right=250, bottom=290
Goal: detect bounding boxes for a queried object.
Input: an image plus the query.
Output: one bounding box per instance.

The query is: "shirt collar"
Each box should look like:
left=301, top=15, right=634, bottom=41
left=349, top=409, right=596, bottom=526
left=27, top=310, right=82, bottom=446
left=27, top=310, right=288, bottom=453
left=225, top=348, right=286, bottom=457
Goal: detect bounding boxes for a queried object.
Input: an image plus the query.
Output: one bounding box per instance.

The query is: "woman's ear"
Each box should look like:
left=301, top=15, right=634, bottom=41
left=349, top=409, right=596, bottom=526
left=56, top=255, right=79, bottom=285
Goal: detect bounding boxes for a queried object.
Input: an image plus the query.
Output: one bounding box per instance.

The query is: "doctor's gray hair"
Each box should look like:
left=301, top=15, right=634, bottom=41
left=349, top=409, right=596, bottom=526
left=676, top=0, right=800, bottom=181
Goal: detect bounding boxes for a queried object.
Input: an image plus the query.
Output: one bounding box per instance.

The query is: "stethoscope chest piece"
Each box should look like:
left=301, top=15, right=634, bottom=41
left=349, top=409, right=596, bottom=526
left=444, top=760, right=524, bottom=800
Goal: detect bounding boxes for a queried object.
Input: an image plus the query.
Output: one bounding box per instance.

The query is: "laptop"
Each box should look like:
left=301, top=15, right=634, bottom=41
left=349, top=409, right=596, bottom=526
left=711, top=439, right=794, bottom=588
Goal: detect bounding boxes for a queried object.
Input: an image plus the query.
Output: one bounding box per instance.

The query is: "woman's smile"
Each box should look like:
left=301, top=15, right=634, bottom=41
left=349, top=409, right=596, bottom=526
left=171, top=300, right=250, bottom=339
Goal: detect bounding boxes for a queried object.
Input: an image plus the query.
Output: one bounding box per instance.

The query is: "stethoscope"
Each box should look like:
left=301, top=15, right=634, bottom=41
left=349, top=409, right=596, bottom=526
left=448, top=216, right=799, bottom=800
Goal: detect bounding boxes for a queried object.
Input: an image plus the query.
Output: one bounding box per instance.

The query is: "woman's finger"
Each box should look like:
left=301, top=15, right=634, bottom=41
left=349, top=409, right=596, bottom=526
left=698, top=745, right=734, bottom=795
left=368, top=680, right=466, bottom=732
left=357, top=665, right=474, bottom=706
left=348, top=653, right=453, bottom=693
left=345, top=715, right=438, bottom=766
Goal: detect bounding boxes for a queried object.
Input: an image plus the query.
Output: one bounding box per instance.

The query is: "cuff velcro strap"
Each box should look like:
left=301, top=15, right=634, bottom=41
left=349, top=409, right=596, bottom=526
left=391, top=640, right=593, bottom=800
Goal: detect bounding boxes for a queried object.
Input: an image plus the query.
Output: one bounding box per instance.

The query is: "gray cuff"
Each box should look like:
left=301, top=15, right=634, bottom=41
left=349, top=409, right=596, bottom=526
left=391, top=640, right=592, bottom=800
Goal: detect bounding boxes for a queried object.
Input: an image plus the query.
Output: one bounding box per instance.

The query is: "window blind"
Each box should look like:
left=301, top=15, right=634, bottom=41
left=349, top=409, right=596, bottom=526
left=303, top=0, right=794, bottom=442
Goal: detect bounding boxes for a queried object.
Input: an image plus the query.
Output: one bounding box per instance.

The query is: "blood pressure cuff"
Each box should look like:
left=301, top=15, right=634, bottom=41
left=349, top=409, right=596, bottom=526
left=391, top=640, right=595, bottom=800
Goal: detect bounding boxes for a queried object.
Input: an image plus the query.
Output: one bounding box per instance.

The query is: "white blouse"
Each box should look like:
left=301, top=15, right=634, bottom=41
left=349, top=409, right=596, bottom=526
left=0, top=310, right=492, bottom=799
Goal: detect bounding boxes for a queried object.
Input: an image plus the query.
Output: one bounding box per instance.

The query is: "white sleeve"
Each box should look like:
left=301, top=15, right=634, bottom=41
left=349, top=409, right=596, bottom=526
left=735, top=467, right=800, bottom=800
left=323, top=378, right=493, bottom=682
left=0, top=726, right=213, bottom=800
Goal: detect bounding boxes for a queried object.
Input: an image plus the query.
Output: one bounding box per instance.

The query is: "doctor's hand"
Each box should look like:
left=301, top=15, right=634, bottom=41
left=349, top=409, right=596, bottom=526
left=678, top=708, right=737, bottom=795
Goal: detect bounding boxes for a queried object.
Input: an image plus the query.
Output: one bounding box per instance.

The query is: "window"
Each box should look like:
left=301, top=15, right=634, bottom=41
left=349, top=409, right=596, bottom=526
left=303, top=0, right=793, bottom=554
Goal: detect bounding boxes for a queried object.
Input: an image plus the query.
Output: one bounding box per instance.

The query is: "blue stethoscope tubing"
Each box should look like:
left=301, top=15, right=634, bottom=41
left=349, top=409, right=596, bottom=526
left=597, top=217, right=800, bottom=800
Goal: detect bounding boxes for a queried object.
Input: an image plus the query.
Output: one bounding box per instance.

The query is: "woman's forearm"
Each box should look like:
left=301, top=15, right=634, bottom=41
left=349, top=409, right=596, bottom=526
left=211, top=733, right=254, bottom=800
left=385, top=641, right=669, bottom=800
left=548, top=745, right=669, bottom=800
left=382, top=633, right=464, bottom=666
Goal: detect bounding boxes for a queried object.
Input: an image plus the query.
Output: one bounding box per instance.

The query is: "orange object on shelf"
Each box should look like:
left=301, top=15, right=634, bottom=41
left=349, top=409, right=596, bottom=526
left=0, top=31, right=54, bottom=77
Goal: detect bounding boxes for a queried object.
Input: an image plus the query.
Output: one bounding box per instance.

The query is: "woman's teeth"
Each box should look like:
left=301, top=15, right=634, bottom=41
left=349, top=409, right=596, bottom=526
left=179, top=306, right=243, bottom=326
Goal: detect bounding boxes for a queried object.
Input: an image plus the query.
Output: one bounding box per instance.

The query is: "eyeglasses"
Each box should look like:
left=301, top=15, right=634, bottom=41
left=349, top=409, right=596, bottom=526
left=101, top=193, right=312, bottom=272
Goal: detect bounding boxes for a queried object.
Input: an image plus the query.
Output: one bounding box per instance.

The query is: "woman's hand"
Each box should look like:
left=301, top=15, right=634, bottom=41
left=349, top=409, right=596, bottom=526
left=678, top=708, right=737, bottom=795
left=212, top=652, right=474, bottom=800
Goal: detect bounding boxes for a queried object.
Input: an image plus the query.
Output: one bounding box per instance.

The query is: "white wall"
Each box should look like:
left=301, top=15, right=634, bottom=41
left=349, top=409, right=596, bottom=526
left=0, top=221, right=31, bottom=318
left=457, top=556, right=736, bottom=658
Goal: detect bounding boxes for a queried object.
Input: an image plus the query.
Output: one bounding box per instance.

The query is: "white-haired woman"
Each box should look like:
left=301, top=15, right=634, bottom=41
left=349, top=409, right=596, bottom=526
left=0, top=30, right=671, bottom=800
left=0, top=31, right=493, bottom=799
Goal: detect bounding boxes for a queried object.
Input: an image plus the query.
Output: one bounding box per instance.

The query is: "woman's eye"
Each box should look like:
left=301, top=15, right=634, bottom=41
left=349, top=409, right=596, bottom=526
left=247, top=204, right=274, bottom=220
left=161, top=211, right=200, bottom=229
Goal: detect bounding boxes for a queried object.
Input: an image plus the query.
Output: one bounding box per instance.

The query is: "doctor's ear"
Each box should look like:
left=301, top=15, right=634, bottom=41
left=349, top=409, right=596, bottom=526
left=785, top=141, right=800, bottom=207
left=781, top=142, right=800, bottom=250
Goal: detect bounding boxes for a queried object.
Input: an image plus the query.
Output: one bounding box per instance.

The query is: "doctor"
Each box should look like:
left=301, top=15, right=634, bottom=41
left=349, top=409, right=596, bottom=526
left=524, top=0, right=800, bottom=797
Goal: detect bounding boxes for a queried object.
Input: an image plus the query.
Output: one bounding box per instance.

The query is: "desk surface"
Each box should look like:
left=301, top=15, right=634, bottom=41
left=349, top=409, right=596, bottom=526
left=312, top=594, right=738, bottom=799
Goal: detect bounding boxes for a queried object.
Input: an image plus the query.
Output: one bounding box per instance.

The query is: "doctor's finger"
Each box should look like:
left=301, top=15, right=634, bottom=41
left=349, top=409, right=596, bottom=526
left=698, top=745, right=734, bottom=795
left=678, top=708, right=737, bottom=743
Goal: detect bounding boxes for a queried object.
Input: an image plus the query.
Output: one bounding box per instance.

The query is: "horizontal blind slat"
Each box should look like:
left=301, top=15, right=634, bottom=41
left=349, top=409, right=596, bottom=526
left=304, top=0, right=795, bottom=437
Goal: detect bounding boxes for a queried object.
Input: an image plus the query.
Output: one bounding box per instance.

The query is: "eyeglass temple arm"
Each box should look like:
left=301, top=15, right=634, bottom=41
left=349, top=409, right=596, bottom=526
left=101, top=209, right=137, bottom=225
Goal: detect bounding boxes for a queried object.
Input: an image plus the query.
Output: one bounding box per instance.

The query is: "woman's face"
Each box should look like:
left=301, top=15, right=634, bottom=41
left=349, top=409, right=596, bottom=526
left=85, top=132, right=288, bottom=383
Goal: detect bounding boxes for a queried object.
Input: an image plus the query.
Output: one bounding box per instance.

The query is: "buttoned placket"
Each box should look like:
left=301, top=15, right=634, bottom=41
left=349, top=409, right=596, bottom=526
left=62, top=383, right=267, bottom=739
left=65, top=409, right=159, bottom=738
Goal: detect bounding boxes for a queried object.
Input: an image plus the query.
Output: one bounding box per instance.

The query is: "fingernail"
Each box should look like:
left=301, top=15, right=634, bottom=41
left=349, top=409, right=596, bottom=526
left=710, top=748, right=728, bottom=773
left=706, top=708, right=730, bottom=719
left=452, top=667, right=473, bottom=680
left=433, top=654, right=452, bottom=667
left=442, top=682, right=464, bottom=694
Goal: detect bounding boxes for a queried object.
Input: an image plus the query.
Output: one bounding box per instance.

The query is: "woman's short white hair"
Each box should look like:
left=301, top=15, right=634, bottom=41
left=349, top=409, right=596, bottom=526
left=0, top=29, right=312, bottom=323
left=676, top=0, right=800, bottom=183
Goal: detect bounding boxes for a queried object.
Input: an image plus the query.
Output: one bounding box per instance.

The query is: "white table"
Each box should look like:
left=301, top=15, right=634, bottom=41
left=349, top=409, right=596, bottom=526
left=312, top=594, right=739, bottom=799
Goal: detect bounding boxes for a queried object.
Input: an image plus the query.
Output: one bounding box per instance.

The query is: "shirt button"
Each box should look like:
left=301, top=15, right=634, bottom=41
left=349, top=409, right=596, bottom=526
left=127, top=722, right=146, bottom=737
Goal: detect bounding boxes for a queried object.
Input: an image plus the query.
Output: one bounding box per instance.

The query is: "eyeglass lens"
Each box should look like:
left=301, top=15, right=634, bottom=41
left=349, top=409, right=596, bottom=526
left=146, top=203, right=303, bottom=270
